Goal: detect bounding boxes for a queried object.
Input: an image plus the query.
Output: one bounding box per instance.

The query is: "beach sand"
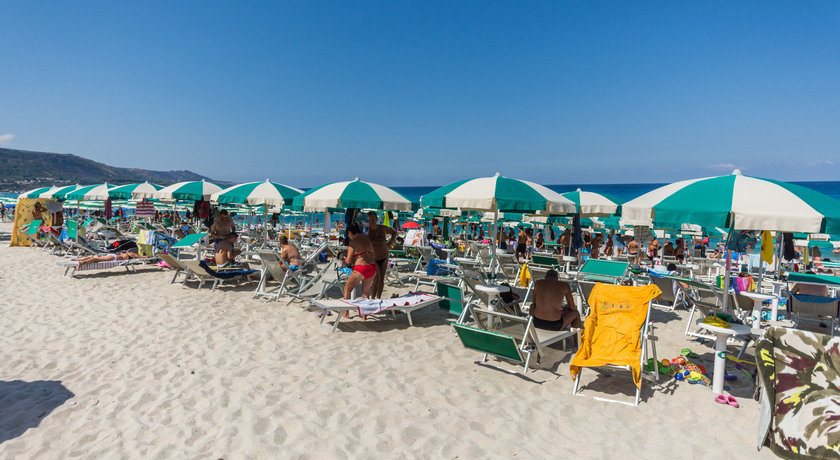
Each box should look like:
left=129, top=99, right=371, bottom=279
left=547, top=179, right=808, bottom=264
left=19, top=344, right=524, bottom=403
left=0, top=223, right=774, bottom=458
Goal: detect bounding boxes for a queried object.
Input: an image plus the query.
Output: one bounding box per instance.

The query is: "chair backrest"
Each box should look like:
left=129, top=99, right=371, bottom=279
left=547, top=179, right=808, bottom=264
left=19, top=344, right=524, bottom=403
left=256, top=249, right=289, bottom=282
left=649, top=276, right=675, bottom=304
left=159, top=253, right=187, bottom=271
left=531, top=254, right=561, bottom=269
left=460, top=274, right=490, bottom=306
left=436, top=281, right=465, bottom=315
left=576, top=259, right=629, bottom=283
left=27, top=219, right=43, bottom=235
left=788, top=293, right=840, bottom=318
left=452, top=323, right=524, bottom=363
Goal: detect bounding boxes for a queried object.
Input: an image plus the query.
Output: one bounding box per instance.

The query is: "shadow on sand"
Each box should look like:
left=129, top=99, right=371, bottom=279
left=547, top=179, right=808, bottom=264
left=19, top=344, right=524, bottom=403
left=0, top=380, right=74, bottom=444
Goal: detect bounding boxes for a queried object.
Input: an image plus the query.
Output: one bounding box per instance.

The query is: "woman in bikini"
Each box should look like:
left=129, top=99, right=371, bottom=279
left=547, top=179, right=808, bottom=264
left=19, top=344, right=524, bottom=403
left=343, top=223, right=377, bottom=301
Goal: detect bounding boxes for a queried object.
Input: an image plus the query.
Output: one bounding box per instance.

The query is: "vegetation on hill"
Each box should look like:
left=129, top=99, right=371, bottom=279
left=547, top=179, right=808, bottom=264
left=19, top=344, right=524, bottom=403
left=0, top=148, right=229, bottom=192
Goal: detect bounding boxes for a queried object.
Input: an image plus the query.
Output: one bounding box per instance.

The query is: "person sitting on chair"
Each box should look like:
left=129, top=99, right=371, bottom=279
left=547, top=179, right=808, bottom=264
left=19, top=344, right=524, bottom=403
left=530, top=269, right=582, bottom=330
left=277, top=235, right=302, bottom=270
left=215, top=232, right=249, bottom=269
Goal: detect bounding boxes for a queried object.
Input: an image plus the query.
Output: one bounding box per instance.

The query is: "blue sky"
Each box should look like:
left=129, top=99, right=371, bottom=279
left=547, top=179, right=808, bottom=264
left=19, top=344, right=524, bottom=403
left=1, top=1, right=838, bottom=187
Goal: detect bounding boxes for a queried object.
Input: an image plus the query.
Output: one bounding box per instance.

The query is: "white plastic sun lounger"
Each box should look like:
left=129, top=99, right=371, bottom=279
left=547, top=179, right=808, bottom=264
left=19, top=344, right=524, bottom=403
left=309, top=293, right=441, bottom=333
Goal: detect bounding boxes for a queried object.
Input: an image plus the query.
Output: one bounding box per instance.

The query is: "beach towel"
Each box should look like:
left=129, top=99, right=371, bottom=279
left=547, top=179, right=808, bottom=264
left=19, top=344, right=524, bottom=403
left=570, top=283, right=661, bottom=388
left=519, top=263, right=530, bottom=286
left=761, top=230, right=774, bottom=265
left=341, top=293, right=436, bottom=315
left=756, top=327, right=840, bottom=458
left=197, top=260, right=258, bottom=279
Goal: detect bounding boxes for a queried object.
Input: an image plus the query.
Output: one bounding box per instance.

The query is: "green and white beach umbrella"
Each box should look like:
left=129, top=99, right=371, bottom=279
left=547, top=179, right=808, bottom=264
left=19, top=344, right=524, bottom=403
left=561, top=189, right=620, bottom=217
left=292, top=178, right=412, bottom=211
left=108, top=182, right=163, bottom=200
left=151, top=180, right=222, bottom=201
left=420, top=173, right=576, bottom=213
left=211, top=180, right=303, bottom=207
left=66, top=183, right=114, bottom=201
left=48, top=184, right=83, bottom=200
left=18, top=186, right=54, bottom=199
left=621, top=170, right=840, bottom=234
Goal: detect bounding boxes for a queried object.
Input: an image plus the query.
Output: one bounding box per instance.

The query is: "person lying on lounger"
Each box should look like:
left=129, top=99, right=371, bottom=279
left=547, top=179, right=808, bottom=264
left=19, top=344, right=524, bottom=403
left=72, top=252, right=142, bottom=268
left=215, top=232, right=249, bottom=269
left=277, top=235, right=302, bottom=270
left=530, top=269, right=581, bottom=331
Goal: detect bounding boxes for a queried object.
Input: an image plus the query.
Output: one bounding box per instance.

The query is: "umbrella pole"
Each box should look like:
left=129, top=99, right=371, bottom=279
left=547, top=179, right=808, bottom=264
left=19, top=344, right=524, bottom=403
left=722, top=249, right=732, bottom=314
left=492, top=206, right=499, bottom=279
left=775, top=233, right=782, bottom=279
left=263, top=204, right=268, bottom=244
left=757, top=234, right=765, bottom=293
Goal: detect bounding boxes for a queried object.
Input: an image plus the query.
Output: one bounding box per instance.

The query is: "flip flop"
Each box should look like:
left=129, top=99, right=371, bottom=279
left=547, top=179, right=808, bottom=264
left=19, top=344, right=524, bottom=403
left=726, top=395, right=739, bottom=408
left=724, top=373, right=738, bottom=381
left=714, top=395, right=728, bottom=405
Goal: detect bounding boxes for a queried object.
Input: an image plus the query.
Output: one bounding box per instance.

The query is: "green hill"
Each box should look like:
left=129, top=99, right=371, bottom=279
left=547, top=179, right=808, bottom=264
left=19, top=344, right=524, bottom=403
left=0, top=148, right=230, bottom=192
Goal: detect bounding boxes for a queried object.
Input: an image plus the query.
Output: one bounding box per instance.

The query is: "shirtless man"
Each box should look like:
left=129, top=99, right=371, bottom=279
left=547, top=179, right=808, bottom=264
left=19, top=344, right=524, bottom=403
left=368, top=211, right=397, bottom=299
left=277, top=235, right=302, bottom=269
left=626, top=237, right=641, bottom=264
left=530, top=269, right=582, bottom=330
left=209, top=209, right=236, bottom=244
left=215, top=232, right=248, bottom=268
left=343, top=223, right=377, bottom=302
left=515, top=227, right=529, bottom=263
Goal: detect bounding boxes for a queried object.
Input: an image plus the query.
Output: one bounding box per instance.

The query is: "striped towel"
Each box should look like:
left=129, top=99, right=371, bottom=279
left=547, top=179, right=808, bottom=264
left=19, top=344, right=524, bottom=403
left=76, top=259, right=147, bottom=271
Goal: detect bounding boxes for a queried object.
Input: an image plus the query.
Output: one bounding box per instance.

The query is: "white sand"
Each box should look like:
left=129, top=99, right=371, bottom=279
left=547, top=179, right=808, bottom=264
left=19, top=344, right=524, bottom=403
left=0, top=223, right=774, bottom=458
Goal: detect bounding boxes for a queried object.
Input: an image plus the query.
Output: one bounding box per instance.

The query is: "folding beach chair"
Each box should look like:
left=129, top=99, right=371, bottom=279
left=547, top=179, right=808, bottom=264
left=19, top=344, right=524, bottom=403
left=281, top=242, right=335, bottom=305
left=787, top=292, right=839, bottom=335
left=195, top=260, right=258, bottom=291
left=19, top=219, right=44, bottom=248
left=452, top=303, right=577, bottom=373
left=570, top=283, right=661, bottom=407
left=252, top=249, right=291, bottom=301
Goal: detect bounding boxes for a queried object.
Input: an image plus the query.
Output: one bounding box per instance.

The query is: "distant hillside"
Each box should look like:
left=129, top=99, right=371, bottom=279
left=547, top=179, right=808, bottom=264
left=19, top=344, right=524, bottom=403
left=0, top=148, right=231, bottom=192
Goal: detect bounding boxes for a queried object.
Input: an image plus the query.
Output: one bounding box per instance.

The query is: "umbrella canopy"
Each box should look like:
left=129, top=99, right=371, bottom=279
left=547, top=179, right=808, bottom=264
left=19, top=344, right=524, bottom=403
left=561, top=189, right=620, bottom=216
left=66, top=183, right=113, bottom=201
left=420, top=173, right=576, bottom=213
left=108, top=182, right=163, bottom=199
left=152, top=180, right=222, bottom=201
left=292, top=178, right=412, bottom=211
left=211, top=180, right=302, bottom=207
left=402, top=221, right=421, bottom=229
left=17, top=186, right=54, bottom=199
left=621, top=170, right=840, bottom=234
left=47, top=184, right=83, bottom=200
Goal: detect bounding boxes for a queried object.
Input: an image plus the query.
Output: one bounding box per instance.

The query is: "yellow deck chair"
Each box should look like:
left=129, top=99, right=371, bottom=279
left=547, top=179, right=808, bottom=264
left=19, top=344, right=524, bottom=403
left=570, top=283, right=661, bottom=406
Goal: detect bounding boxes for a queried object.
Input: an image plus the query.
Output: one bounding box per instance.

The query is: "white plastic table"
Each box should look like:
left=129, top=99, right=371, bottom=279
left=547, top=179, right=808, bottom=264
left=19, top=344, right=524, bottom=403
left=440, top=248, right=456, bottom=263
left=695, top=319, right=752, bottom=394
left=476, top=284, right=507, bottom=328
left=739, top=290, right=781, bottom=322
